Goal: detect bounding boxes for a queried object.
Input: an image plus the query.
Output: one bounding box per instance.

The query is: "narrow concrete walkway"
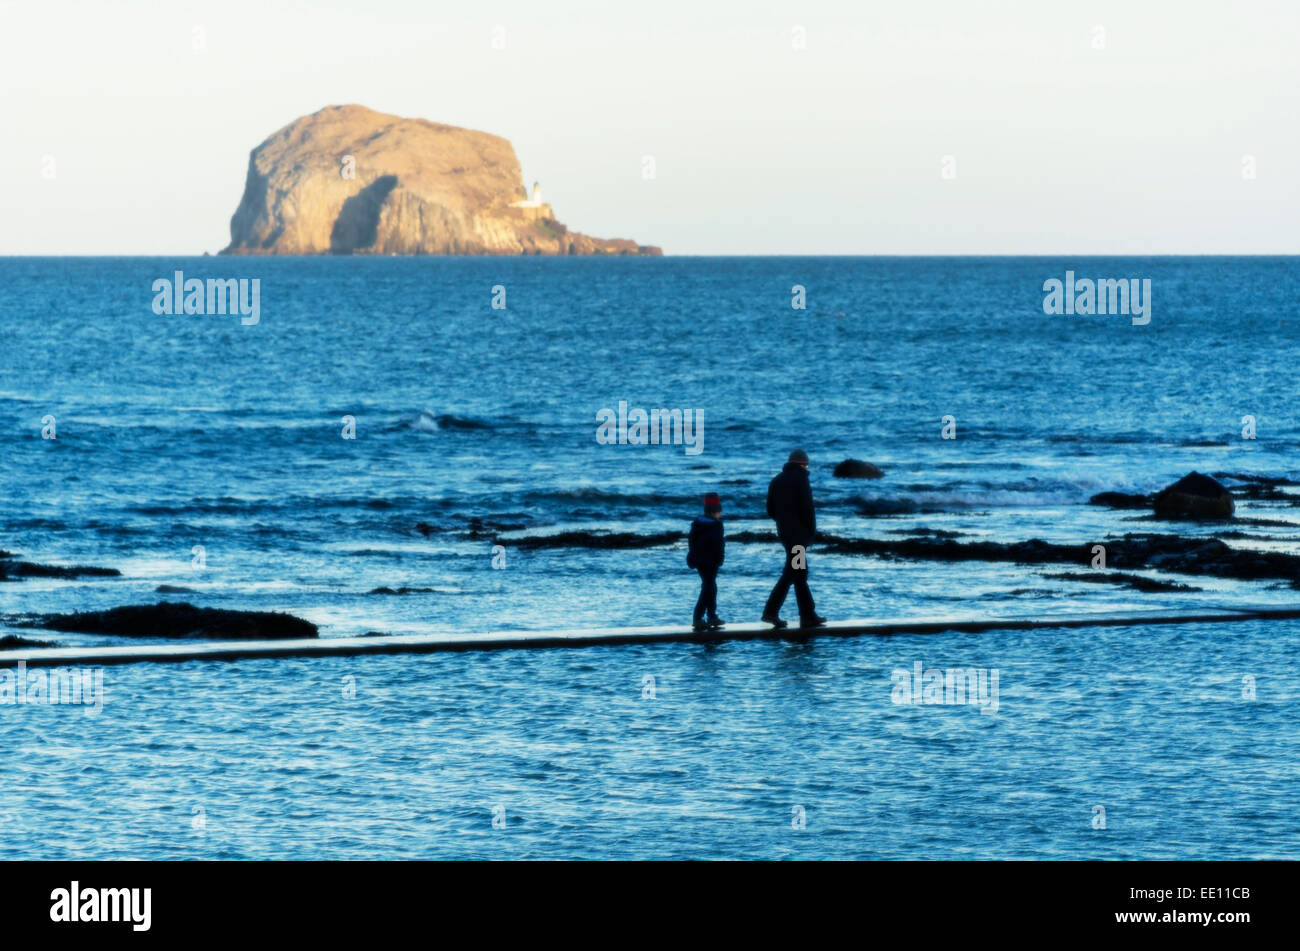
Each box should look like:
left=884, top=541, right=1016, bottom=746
left=3, top=606, right=1298, bottom=668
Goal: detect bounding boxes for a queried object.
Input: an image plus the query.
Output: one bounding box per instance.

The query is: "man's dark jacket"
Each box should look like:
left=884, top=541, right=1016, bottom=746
left=767, top=462, right=816, bottom=546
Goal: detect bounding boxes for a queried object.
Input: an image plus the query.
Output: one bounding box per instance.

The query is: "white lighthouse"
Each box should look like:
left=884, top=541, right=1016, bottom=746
left=512, top=181, right=545, bottom=209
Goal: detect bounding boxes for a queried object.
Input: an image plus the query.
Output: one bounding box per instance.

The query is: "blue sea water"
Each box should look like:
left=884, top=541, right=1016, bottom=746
left=1, top=256, right=1298, bottom=858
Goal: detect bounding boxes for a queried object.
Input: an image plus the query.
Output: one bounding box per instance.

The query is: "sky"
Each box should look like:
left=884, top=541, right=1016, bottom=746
left=0, top=0, right=1296, bottom=255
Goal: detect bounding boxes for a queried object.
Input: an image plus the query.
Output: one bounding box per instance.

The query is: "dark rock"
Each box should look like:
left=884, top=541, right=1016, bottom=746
left=1088, top=491, right=1152, bottom=509
left=817, top=534, right=1076, bottom=565
left=1214, top=473, right=1300, bottom=503
left=885, top=527, right=966, bottom=538
left=0, top=634, right=55, bottom=649
left=419, top=515, right=534, bottom=538
left=465, top=516, right=530, bottom=539
left=1215, top=472, right=1300, bottom=486
left=19, top=562, right=120, bottom=579
left=155, top=584, right=199, bottom=594
left=1041, top=571, right=1200, bottom=593
left=1219, top=516, right=1295, bottom=528
left=726, top=530, right=780, bottom=544
left=0, top=557, right=120, bottom=581
left=508, top=531, right=684, bottom=551
left=368, top=586, right=441, bottom=595
left=34, top=603, right=317, bottom=639
left=816, top=530, right=1300, bottom=586
left=1153, top=472, right=1235, bottom=520
left=833, top=459, right=885, bottom=479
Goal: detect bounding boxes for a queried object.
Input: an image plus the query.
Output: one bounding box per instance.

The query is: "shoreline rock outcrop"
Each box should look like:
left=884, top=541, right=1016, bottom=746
left=833, top=459, right=885, bottom=479
left=33, top=603, right=318, bottom=640
left=817, top=531, right=1300, bottom=585
left=0, top=634, right=54, bottom=649
left=223, top=105, right=661, bottom=256
left=0, top=551, right=120, bottom=581
left=1153, top=472, right=1235, bottom=520
left=1088, top=491, right=1152, bottom=510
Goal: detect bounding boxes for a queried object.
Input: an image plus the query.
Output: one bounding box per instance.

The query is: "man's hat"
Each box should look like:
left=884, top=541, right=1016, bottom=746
left=788, top=448, right=809, bottom=464
left=703, top=492, right=722, bottom=512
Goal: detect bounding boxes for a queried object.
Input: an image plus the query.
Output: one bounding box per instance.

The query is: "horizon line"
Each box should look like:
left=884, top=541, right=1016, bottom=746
left=2, top=252, right=1298, bottom=259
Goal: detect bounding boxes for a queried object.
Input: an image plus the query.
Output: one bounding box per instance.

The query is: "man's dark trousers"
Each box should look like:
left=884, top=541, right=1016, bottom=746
left=694, top=566, right=719, bottom=623
left=763, top=541, right=815, bottom=620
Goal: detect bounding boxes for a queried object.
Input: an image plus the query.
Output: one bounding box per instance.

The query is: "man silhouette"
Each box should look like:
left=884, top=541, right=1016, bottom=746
left=761, top=449, right=827, bottom=629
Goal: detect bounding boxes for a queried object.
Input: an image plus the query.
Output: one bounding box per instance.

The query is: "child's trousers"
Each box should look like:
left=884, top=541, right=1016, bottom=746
left=694, top=566, right=719, bottom=622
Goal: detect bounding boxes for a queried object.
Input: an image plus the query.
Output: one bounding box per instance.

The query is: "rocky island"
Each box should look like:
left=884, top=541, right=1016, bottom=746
left=222, top=105, right=661, bottom=256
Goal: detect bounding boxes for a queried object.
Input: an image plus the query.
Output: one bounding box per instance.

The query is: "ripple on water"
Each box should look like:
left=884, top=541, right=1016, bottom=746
left=2, top=620, right=1295, bottom=858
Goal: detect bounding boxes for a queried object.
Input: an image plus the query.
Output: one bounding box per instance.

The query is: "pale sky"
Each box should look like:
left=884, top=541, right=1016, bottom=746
left=0, top=0, right=1295, bottom=254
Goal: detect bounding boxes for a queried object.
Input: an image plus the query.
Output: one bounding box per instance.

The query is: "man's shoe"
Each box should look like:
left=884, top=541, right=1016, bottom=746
left=708, top=617, right=726, bottom=630
left=761, top=614, right=789, bottom=629
left=692, top=620, right=710, bottom=633
left=800, top=615, right=828, bottom=629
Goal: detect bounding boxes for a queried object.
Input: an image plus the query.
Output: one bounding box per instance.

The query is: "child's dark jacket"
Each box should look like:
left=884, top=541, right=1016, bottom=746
left=687, top=516, right=725, bottom=569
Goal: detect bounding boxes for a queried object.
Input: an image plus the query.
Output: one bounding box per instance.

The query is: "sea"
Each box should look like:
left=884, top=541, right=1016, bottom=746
left=1, top=255, right=1298, bottom=859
